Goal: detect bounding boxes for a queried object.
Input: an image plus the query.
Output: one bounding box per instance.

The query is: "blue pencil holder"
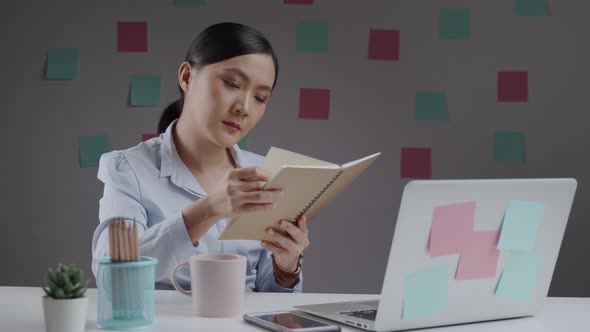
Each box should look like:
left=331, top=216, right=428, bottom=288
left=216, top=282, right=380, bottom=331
left=96, top=256, right=158, bottom=330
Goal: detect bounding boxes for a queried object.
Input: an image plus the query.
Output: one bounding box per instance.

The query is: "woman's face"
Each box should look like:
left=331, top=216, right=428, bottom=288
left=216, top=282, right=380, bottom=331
left=179, top=53, right=276, bottom=148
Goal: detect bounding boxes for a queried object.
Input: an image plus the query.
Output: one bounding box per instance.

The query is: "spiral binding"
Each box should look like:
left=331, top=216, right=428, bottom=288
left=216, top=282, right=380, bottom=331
left=294, top=170, right=344, bottom=221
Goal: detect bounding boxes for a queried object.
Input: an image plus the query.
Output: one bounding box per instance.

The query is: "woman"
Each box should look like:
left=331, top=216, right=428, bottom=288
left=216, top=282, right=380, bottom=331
left=91, top=22, right=309, bottom=292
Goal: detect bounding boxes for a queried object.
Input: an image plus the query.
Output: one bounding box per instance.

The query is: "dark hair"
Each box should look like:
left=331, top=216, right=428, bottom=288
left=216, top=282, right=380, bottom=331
left=157, top=22, right=279, bottom=134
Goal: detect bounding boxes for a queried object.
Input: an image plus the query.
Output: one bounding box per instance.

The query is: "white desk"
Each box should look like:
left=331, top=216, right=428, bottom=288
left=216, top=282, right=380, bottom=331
left=1, top=287, right=588, bottom=331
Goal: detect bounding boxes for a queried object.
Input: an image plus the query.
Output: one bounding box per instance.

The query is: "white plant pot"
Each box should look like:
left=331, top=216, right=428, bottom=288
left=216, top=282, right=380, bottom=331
left=42, top=296, right=88, bottom=332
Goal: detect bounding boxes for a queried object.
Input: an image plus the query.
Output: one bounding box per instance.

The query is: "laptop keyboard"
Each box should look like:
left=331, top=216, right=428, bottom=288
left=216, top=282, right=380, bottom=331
left=340, top=309, right=378, bottom=321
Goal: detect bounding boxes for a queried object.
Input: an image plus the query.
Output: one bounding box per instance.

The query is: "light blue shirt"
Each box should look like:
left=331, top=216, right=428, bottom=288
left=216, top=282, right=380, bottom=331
left=91, top=120, right=302, bottom=292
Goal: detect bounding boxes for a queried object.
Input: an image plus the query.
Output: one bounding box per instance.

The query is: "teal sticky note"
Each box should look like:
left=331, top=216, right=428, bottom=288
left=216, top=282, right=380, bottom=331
left=402, top=265, right=448, bottom=320
left=46, top=48, right=78, bottom=79
left=415, top=90, right=447, bottom=122
left=516, top=0, right=547, bottom=17
left=439, top=8, right=470, bottom=40
left=79, top=136, right=109, bottom=167
left=494, top=131, right=525, bottom=163
left=498, top=200, right=544, bottom=251
left=175, top=0, right=206, bottom=6
left=238, top=136, right=249, bottom=150
left=131, top=74, right=161, bottom=106
left=495, top=252, right=543, bottom=300
left=297, top=21, right=328, bottom=53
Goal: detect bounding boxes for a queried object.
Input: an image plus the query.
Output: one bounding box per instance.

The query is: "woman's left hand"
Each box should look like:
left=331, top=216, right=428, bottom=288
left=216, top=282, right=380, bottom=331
left=261, top=215, right=309, bottom=272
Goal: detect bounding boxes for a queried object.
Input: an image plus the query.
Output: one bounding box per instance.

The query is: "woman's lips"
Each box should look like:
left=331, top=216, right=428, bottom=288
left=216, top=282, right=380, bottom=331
left=222, top=121, right=241, bottom=131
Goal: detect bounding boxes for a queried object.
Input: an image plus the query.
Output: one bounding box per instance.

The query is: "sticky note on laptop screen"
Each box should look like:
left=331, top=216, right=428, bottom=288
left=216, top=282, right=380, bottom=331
left=497, top=200, right=544, bottom=251
left=429, top=201, right=476, bottom=256
left=495, top=252, right=543, bottom=300
left=402, top=265, right=449, bottom=320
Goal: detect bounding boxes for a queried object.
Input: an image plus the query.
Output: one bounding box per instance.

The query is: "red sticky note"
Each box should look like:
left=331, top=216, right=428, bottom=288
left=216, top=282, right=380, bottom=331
left=497, top=71, right=528, bottom=102
left=142, top=133, right=158, bottom=141
left=456, top=230, right=500, bottom=279
left=299, top=88, right=330, bottom=120
left=368, top=29, right=400, bottom=61
left=284, top=0, right=314, bottom=3
left=400, top=147, right=431, bottom=178
left=429, top=201, right=476, bottom=257
left=118, top=21, right=148, bottom=53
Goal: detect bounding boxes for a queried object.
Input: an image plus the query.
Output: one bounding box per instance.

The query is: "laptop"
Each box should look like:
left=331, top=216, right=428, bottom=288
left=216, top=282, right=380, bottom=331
left=295, top=179, right=577, bottom=331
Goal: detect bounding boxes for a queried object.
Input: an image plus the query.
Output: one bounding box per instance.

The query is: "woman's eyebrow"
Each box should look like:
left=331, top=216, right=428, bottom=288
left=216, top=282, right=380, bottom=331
left=223, top=67, right=272, bottom=92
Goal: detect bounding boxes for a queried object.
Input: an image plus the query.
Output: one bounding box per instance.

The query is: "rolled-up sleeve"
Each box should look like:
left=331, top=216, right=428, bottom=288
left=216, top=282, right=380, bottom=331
left=254, top=248, right=303, bottom=293
left=91, top=152, right=197, bottom=282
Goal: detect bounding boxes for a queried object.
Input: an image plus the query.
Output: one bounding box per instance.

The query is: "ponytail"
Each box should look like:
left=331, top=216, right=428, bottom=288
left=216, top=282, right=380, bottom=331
left=157, top=97, right=183, bottom=134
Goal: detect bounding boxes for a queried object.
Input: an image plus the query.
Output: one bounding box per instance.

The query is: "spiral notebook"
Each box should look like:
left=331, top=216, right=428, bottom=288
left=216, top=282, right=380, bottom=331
left=218, top=147, right=381, bottom=241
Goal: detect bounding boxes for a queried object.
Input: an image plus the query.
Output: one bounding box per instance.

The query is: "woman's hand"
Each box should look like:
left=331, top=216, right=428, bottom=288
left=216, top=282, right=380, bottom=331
left=261, top=215, right=310, bottom=273
left=206, top=166, right=284, bottom=219
left=182, top=166, right=283, bottom=243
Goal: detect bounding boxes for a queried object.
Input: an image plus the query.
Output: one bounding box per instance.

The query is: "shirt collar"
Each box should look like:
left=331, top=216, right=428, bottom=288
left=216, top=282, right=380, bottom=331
left=159, top=119, right=250, bottom=196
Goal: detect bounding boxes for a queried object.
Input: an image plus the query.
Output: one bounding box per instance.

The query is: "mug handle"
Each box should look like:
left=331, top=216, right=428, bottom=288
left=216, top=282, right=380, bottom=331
left=171, top=262, right=191, bottom=296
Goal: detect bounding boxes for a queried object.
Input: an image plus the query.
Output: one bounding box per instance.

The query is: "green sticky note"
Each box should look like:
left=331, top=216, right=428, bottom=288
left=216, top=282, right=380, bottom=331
left=498, top=200, right=544, bottom=251
left=494, top=131, right=525, bottom=163
left=46, top=48, right=78, bottom=79
left=439, top=8, right=470, bottom=40
left=495, top=252, right=543, bottom=300
left=516, top=0, right=547, bottom=17
left=402, top=265, right=448, bottom=320
left=297, top=21, right=328, bottom=52
left=131, top=74, right=161, bottom=106
left=237, top=135, right=249, bottom=150
left=79, top=136, right=109, bottom=167
left=175, top=0, right=206, bottom=6
left=414, top=90, right=447, bottom=122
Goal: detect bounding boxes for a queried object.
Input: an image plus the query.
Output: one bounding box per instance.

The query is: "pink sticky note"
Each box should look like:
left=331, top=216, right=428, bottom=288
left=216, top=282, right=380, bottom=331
left=284, top=0, right=314, bottom=4
left=429, top=201, right=476, bottom=256
left=456, top=230, right=500, bottom=279
left=497, top=71, right=528, bottom=102
left=141, top=133, right=158, bottom=141
left=400, top=147, right=431, bottom=179
left=118, top=21, right=148, bottom=53
left=368, top=29, right=400, bottom=61
left=299, top=88, right=330, bottom=120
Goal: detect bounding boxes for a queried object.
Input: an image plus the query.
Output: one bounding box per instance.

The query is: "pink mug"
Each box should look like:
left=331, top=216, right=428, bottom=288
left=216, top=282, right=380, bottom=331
left=171, top=254, right=247, bottom=317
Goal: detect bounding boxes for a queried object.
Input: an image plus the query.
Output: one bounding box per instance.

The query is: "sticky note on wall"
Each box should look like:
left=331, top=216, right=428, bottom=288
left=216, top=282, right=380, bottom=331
left=497, top=71, right=528, bottom=102
left=497, top=200, right=544, bottom=251
left=439, top=8, right=470, bottom=40
left=403, top=265, right=449, bottom=320
left=297, top=21, right=328, bottom=52
left=238, top=135, right=249, bottom=150
left=117, top=21, right=148, bottom=53
left=79, top=136, right=109, bottom=167
left=494, top=131, right=525, bottom=163
left=429, top=201, right=476, bottom=257
left=46, top=48, right=79, bottom=80
left=516, top=0, right=548, bottom=16
left=299, top=88, right=330, bottom=119
left=175, top=0, right=206, bottom=5
left=368, top=29, right=400, bottom=61
left=495, top=252, right=543, bottom=300
left=400, top=147, right=432, bottom=179
left=131, top=74, right=161, bottom=106
left=414, top=90, right=447, bottom=122
left=142, top=133, right=158, bottom=141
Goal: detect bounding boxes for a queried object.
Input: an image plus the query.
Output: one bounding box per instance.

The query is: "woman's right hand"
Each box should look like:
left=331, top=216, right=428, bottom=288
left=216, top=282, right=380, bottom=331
left=205, top=166, right=283, bottom=220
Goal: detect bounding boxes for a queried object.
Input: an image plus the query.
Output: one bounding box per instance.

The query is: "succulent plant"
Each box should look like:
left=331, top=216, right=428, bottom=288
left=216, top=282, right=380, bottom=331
left=42, top=263, right=89, bottom=299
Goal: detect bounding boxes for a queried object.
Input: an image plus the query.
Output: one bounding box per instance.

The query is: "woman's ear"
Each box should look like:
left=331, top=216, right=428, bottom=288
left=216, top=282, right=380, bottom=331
left=178, top=61, right=192, bottom=92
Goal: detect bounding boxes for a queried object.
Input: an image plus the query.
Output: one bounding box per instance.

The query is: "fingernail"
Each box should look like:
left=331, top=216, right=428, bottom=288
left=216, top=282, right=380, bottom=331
left=261, top=242, right=267, bottom=247
left=281, top=221, right=288, bottom=228
left=267, top=229, right=274, bottom=235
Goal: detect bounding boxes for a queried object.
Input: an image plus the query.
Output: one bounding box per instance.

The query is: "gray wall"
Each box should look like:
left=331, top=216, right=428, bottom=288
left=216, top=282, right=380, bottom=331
left=1, top=0, right=588, bottom=296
